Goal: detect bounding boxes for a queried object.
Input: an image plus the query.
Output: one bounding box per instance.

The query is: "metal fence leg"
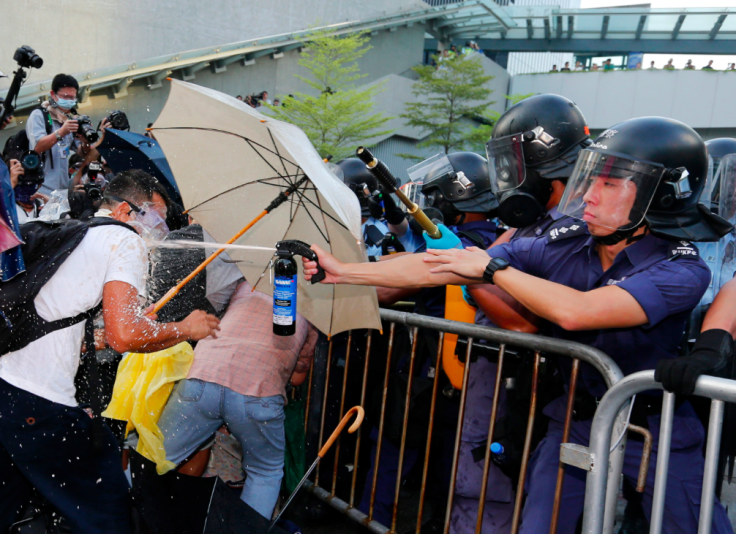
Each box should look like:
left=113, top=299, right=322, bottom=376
left=332, top=331, right=353, bottom=497
left=315, top=340, right=334, bottom=487
left=369, top=323, right=396, bottom=523
left=649, top=391, right=676, bottom=534
left=416, top=332, right=445, bottom=534
left=443, top=338, right=474, bottom=534
left=351, top=332, right=373, bottom=508
left=475, top=345, right=506, bottom=534
left=550, top=358, right=580, bottom=534
left=305, top=360, right=315, bottom=431
left=699, top=399, right=725, bottom=534
left=510, top=351, right=542, bottom=534
left=391, top=328, right=420, bottom=533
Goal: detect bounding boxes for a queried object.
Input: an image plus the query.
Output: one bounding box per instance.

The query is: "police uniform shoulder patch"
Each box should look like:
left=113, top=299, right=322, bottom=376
left=668, top=240, right=699, bottom=260
left=546, top=221, right=587, bottom=243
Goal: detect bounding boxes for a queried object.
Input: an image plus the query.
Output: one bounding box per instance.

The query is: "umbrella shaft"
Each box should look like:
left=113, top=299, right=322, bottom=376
left=269, top=457, right=321, bottom=529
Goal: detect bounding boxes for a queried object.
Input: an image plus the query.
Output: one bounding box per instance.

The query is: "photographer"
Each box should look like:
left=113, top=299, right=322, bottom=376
left=6, top=157, right=48, bottom=223
left=0, top=170, right=221, bottom=533
left=26, top=73, right=89, bottom=195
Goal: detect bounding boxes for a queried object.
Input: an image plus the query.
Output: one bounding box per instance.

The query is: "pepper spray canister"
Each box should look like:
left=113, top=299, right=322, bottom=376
left=273, top=252, right=298, bottom=336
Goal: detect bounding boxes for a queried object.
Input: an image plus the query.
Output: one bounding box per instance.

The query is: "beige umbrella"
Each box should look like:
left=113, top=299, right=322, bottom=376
left=150, top=79, right=381, bottom=336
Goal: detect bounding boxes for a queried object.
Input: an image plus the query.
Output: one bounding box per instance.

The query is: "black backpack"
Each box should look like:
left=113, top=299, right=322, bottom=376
left=0, top=217, right=137, bottom=451
left=2, top=106, right=54, bottom=167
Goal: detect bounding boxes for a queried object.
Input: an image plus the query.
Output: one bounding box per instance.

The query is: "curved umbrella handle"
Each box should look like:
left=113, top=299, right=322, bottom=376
left=317, top=406, right=365, bottom=458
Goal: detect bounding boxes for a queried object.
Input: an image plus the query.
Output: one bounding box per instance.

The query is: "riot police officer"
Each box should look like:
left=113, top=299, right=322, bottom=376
left=359, top=152, right=499, bottom=532
left=338, top=158, right=422, bottom=257
left=302, top=117, right=734, bottom=533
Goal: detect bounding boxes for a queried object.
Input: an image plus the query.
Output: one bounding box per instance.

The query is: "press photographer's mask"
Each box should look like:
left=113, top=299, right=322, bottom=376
left=51, top=92, right=76, bottom=111
left=14, top=183, right=41, bottom=205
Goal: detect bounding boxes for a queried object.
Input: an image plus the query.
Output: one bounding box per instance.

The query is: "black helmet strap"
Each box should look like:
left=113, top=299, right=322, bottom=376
left=592, top=223, right=649, bottom=246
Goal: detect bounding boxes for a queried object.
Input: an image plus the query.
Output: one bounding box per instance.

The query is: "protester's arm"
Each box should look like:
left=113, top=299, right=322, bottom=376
left=468, top=284, right=540, bottom=333
left=103, top=281, right=220, bottom=353
left=701, top=277, right=736, bottom=336
left=290, top=326, right=319, bottom=386
left=425, top=247, right=649, bottom=331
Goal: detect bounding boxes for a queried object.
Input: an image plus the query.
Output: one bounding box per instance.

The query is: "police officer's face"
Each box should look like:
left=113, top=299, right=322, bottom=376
left=582, top=176, right=637, bottom=234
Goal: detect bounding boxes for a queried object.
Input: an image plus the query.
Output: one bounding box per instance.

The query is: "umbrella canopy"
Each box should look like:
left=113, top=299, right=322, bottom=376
left=97, top=128, right=182, bottom=206
left=150, top=80, right=380, bottom=336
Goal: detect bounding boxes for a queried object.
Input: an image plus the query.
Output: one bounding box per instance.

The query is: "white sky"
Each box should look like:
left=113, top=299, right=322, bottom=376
left=579, top=0, right=736, bottom=69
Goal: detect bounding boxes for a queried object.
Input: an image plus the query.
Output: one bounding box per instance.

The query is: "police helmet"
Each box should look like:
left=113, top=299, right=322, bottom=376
left=559, top=117, right=732, bottom=243
left=706, top=138, right=736, bottom=170
left=420, top=152, right=498, bottom=223
left=337, top=158, right=380, bottom=218
left=486, top=94, right=591, bottom=228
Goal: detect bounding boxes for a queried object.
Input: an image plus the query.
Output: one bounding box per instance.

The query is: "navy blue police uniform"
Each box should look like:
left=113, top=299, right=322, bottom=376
left=488, top=220, right=732, bottom=534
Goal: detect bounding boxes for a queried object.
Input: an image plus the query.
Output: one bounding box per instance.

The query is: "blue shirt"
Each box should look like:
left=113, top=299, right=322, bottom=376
left=491, top=222, right=710, bottom=396
left=416, top=220, right=498, bottom=318
left=362, top=217, right=425, bottom=257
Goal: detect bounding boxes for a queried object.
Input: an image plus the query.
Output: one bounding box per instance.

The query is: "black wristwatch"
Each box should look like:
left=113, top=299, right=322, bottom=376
left=483, top=257, right=510, bottom=284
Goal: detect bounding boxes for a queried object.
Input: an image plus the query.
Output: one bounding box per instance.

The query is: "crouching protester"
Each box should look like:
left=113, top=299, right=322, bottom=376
left=302, top=117, right=734, bottom=533
left=0, top=171, right=221, bottom=533
left=157, top=279, right=318, bottom=519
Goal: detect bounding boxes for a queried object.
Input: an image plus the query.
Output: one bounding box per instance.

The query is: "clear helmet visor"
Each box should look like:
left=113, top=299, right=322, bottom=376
left=485, top=134, right=526, bottom=193
left=717, top=153, right=736, bottom=224
left=405, top=153, right=456, bottom=211
left=558, top=149, right=665, bottom=232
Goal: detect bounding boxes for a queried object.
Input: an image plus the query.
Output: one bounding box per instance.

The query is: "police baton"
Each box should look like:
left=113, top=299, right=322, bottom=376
left=268, top=406, right=365, bottom=530
left=356, top=147, right=442, bottom=239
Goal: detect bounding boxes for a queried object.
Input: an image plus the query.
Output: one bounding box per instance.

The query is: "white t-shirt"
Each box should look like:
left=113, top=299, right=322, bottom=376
left=0, top=225, right=147, bottom=406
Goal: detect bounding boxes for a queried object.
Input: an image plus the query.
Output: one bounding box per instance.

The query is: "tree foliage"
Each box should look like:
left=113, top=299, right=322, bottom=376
left=397, top=54, right=494, bottom=159
left=269, top=28, right=391, bottom=160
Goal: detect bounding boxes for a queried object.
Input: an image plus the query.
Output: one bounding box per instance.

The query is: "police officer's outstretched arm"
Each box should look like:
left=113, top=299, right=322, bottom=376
left=303, top=244, right=476, bottom=288
left=655, top=277, right=736, bottom=395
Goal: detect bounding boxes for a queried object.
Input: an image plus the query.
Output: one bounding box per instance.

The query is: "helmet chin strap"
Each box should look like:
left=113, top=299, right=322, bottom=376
left=592, top=223, right=648, bottom=246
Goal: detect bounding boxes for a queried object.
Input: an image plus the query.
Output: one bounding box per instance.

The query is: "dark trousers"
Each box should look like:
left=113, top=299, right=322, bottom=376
left=0, top=378, right=131, bottom=533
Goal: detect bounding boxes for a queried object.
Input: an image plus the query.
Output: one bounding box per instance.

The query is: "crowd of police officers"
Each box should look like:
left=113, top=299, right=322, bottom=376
left=310, top=94, right=736, bottom=533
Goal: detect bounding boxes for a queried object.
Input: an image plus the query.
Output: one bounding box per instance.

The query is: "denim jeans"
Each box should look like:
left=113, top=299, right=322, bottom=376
left=158, top=379, right=285, bottom=519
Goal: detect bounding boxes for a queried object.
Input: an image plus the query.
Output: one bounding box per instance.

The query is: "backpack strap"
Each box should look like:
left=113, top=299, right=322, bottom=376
left=456, top=230, right=486, bottom=249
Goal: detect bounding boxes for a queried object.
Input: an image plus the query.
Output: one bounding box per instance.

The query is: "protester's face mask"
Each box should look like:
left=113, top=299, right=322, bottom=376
left=108, top=195, right=170, bottom=240
left=14, top=183, right=41, bottom=205
left=128, top=202, right=170, bottom=241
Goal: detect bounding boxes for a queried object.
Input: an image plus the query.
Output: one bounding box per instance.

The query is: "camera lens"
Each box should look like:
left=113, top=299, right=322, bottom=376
left=22, top=152, right=41, bottom=171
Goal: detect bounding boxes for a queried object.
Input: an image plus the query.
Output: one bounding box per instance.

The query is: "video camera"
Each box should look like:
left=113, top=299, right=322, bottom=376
left=1, top=46, right=43, bottom=124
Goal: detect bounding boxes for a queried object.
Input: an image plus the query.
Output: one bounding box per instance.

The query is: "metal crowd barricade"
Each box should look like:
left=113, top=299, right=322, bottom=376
left=300, top=308, right=626, bottom=534
left=580, top=370, right=736, bottom=534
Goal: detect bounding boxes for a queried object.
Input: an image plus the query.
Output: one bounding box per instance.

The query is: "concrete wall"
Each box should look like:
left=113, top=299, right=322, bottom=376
left=0, top=0, right=427, bottom=88
left=0, top=25, right=428, bottom=146
left=509, top=70, right=736, bottom=133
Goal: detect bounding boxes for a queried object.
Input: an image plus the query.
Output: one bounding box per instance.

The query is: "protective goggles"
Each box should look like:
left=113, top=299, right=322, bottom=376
left=558, top=149, right=665, bottom=231
left=106, top=194, right=170, bottom=239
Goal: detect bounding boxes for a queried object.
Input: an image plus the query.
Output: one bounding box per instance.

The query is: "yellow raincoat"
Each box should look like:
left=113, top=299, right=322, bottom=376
left=103, top=342, right=194, bottom=474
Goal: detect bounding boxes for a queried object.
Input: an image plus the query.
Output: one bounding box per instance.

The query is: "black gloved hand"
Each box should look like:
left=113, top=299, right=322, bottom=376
left=655, top=328, right=734, bottom=396
left=378, top=189, right=406, bottom=225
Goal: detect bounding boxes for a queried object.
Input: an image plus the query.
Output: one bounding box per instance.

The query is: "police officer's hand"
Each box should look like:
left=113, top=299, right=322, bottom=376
left=8, top=159, right=23, bottom=188
left=302, top=244, right=342, bottom=284
left=424, top=246, right=490, bottom=281
left=58, top=119, right=79, bottom=137
left=655, top=329, right=733, bottom=396
left=180, top=310, right=221, bottom=341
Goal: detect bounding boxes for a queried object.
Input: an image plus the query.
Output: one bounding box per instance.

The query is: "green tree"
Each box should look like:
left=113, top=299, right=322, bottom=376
left=269, top=28, right=391, bottom=160
left=466, top=93, right=535, bottom=153
left=397, top=54, right=494, bottom=160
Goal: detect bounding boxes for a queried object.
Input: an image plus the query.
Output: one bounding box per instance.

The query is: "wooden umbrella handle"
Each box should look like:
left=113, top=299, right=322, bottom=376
left=317, top=406, right=365, bottom=458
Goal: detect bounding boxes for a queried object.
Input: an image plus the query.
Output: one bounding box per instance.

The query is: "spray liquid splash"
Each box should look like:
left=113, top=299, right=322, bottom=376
left=144, top=239, right=277, bottom=254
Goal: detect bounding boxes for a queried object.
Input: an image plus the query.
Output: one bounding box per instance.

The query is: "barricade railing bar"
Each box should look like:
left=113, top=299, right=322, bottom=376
left=580, top=370, right=736, bottom=534
left=303, top=308, right=625, bottom=534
